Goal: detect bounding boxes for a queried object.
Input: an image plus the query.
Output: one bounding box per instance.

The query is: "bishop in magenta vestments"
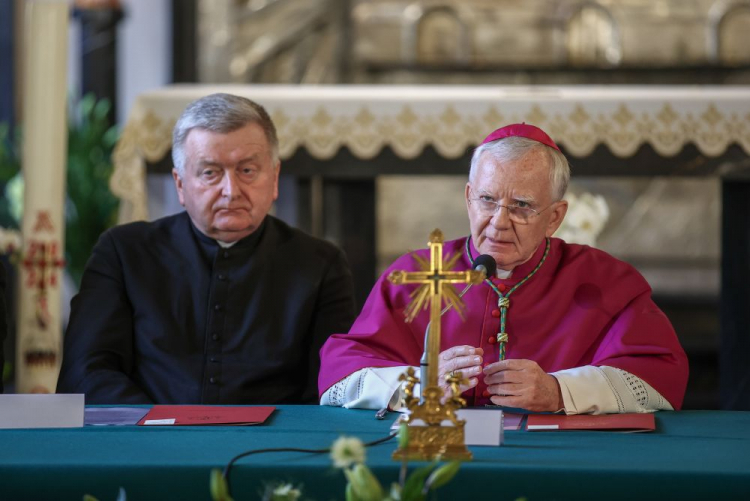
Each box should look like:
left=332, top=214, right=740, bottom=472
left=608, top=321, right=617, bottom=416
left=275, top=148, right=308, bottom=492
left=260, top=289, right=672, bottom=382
left=318, top=236, right=688, bottom=409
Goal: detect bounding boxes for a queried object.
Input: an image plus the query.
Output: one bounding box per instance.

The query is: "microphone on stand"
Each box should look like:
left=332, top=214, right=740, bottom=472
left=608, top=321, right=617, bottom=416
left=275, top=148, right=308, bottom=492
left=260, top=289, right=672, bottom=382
left=473, top=254, right=497, bottom=280
left=419, top=254, right=497, bottom=402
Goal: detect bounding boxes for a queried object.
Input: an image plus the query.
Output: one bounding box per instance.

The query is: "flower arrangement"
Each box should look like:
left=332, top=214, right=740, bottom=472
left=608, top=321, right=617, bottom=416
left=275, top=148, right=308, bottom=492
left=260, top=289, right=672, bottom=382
left=209, top=425, right=461, bottom=501
left=554, top=192, right=610, bottom=247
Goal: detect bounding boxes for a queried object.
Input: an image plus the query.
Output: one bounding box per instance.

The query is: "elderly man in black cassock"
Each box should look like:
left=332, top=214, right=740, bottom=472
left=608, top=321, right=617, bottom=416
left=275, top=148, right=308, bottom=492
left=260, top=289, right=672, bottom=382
left=57, top=93, right=356, bottom=404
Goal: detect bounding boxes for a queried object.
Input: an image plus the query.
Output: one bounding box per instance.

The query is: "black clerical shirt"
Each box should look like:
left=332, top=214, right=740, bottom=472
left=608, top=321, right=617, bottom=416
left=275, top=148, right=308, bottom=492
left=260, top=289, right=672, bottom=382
left=57, top=213, right=356, bottom=404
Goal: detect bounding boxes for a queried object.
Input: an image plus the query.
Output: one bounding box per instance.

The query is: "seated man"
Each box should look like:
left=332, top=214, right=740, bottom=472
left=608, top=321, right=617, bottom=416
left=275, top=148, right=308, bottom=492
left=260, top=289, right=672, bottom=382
left=58, top=93, right=356, bottom=404
left=319, top=123, right=688, bottom=414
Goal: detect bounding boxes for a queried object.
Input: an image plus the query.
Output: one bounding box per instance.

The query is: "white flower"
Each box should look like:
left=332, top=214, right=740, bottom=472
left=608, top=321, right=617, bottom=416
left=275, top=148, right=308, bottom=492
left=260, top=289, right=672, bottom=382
left=271, top=483, right=301, bottom=501
left=330, top=435, right=366, bottom=468
left=554, top=192, right=610, bottom=247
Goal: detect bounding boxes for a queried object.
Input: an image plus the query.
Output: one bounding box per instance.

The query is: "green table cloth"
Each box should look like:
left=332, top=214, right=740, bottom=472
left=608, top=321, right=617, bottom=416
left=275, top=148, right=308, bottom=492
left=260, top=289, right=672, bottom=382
left=1, top=407, right=749, bottom=500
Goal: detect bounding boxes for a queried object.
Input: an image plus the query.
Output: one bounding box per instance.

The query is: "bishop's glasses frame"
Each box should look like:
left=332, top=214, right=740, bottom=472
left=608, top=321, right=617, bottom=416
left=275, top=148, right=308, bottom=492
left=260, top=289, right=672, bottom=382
left=467, top=189, right=556, bottom=225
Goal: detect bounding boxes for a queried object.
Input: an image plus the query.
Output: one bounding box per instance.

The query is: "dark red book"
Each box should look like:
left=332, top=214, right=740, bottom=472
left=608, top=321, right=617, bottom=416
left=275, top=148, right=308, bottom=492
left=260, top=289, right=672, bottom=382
left=526, top=413, right=655, bottom=432
left=137, top=405, right=275, bottom=426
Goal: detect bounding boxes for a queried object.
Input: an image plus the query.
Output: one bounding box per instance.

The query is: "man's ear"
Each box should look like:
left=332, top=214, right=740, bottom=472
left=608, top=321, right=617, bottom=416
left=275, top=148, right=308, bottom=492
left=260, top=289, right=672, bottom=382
left=172, top=169, right=186, bottom=207
left=545, top=200, right=568, bottom=237
left=272, top=160, right=281, bottom=201
left=465, top=183, right=471, bottom=211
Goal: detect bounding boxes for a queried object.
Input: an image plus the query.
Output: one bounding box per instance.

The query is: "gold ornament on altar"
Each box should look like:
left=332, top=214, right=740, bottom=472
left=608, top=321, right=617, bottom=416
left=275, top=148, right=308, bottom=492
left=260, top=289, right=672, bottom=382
left=388, top=229, right=486, bottom=461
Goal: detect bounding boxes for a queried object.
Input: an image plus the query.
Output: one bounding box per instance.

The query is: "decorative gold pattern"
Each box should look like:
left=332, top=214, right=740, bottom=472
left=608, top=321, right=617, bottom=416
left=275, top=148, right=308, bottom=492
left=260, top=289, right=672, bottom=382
left=392, top=425, right=472, bottom=462
left=395, top=369, right=473, bottom=461
left=388, top=229, right=485, bottom=461
left=111, top=86, right=750, bottom=222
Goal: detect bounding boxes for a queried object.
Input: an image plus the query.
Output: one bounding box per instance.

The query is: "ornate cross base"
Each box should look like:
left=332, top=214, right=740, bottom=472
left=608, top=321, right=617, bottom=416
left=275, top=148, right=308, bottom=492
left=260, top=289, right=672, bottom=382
left=392, top=368, right=473, bottom=461
left=392, top=423, right=472, bottom=461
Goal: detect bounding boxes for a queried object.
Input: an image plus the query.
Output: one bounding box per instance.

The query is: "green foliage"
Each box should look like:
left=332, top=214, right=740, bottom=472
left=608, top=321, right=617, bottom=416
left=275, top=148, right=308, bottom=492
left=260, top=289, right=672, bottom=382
left=64, top=94, right=120, bottom=286
left=0, top=93, right=120, bottom=286
left=210, top=469, right=235, bottom=501
left=212, top=433, right=464, bottom=500
left=0, top=124, right=21, bottom=229
left=424, top=461, right=461, bottom=491
left=2, top=361, right=11, bottom=384
left=400, top=461, right=437, bottom=501
left=344, top=463, right=385, bottom=501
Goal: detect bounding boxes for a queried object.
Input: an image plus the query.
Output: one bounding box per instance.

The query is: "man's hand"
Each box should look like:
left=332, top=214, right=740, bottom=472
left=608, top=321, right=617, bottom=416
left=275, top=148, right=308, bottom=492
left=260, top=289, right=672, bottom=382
left=482, top=359, right=563, bottom=412
left=437, top=345, right=483, bottom=394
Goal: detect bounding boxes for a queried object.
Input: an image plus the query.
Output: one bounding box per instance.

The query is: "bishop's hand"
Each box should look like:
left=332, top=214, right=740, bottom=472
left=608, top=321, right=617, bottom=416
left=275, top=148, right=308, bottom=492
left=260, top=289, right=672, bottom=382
left=437, top=345, right=483, bottom=397
left=482, top=359, right=564, bottom=412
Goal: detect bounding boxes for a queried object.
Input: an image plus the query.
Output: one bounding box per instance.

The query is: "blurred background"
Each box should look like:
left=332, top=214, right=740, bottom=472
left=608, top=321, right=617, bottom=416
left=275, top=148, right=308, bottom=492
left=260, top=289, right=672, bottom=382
left=2, top=0, right=750, bottom=407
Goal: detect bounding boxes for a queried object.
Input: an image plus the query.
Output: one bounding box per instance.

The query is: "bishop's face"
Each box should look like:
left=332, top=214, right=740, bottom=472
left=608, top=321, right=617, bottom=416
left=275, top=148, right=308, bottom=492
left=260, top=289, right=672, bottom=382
left=465, top=149, right=567, bottom=272
left=173, top=123, right=280, bottom=243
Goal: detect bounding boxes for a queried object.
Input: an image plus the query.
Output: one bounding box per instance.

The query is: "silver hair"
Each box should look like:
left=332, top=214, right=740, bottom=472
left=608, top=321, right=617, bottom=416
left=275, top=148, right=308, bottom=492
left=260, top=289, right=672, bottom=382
left=469, top=136, right=570, bottom=201
left=171, top=93, right=279, bottom=178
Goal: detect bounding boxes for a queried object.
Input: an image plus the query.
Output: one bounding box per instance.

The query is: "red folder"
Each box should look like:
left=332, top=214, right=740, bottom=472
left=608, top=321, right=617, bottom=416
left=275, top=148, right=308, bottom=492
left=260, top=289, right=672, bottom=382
left=526, top=413, right=655, bottom=432
left=137, top=405, right=275, bottom=426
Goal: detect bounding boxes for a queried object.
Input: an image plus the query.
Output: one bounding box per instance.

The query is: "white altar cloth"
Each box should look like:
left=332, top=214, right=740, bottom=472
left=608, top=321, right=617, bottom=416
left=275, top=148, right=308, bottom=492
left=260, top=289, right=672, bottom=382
left=112, top=84, right=750, bottom=222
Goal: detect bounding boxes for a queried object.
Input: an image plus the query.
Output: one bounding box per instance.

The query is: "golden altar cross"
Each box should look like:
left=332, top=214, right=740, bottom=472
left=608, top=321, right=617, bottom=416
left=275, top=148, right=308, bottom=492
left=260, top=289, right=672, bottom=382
left=387, top=229, right=487, bottom=461
left=388, top=229, right=485, bottom=389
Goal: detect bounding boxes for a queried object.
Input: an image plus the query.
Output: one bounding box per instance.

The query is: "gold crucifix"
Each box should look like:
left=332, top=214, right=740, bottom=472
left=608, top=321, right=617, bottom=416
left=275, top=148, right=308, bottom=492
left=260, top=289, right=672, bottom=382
left=388, top=229, right=484, bottom=389
left=387, top=229, right=486, bottom=461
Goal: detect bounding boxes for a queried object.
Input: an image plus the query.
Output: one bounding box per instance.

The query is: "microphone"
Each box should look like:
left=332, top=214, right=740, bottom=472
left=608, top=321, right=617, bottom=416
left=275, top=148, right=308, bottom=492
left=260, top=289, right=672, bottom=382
left=418, top=253, right=498, bottom=402
left=473, top=254, right=497, bottom=280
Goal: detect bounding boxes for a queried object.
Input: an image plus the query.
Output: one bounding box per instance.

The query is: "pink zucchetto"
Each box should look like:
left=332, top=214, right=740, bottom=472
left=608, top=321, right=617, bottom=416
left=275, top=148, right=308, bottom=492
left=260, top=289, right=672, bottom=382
left=481, top=123, right=561, bottom=152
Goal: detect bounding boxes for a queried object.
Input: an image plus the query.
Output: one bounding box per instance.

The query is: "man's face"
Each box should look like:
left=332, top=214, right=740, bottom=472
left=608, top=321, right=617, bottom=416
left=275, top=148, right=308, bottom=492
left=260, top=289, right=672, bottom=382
left=173, top=123, right=280, bottom=243
left=465, top=149, right=567, bottom=271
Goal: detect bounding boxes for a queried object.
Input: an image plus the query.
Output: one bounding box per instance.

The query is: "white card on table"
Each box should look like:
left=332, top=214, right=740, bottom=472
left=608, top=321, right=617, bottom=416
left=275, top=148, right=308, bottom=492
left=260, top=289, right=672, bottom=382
left=0, top=394, right=84, bottom=429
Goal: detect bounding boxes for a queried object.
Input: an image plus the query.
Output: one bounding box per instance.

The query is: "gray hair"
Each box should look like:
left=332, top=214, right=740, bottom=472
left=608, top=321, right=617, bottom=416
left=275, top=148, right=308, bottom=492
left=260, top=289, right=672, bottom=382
left=469, top=136, right=570, bottom=201
left=171, top=93, right=279, bottom=178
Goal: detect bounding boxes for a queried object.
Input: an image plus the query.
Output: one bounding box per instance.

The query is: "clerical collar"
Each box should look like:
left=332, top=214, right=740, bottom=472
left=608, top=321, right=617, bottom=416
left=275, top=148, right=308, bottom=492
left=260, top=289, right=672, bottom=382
left=188, top=214, right=267, bottom=251
left=216, top=240, right=238, bottom=249
left=496, top=268, right=512, bottom=279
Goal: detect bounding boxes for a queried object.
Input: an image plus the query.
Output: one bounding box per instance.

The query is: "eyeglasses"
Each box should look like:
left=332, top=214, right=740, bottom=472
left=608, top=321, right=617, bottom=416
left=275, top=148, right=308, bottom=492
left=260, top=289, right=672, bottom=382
left=468, top=190, right=552, bottom=224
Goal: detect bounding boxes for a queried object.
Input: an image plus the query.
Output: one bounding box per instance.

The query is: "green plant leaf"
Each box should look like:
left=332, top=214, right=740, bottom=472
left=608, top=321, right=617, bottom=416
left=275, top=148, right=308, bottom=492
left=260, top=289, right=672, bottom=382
left=345, top=481, right=359, bottom=501
left=210, top=469, right=234, bottom=501
left=400, top=462, right=437, bottom=501
left=424, top=461, right=461, bottom=491
left=347, top=464, right=384, bottom=501
left=79, top=93, right=96, bottom=119
left=398, top=423, right=409, bottom=449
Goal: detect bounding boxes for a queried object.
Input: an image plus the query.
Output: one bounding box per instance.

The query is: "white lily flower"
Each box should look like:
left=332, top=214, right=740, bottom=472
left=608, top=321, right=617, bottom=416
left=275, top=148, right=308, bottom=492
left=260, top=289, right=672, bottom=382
left=330, top=435, right=366, bottom=468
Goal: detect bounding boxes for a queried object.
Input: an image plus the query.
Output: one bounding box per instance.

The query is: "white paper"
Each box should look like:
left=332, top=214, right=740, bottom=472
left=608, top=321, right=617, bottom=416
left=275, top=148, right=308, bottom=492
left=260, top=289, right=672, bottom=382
left=456, top=409, right=504, bottom=446
left=143, top=418, right=176, bottom=425
left=527, top=424, right=559, bottom=430
left=0, top=394, right=84, bottom=429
